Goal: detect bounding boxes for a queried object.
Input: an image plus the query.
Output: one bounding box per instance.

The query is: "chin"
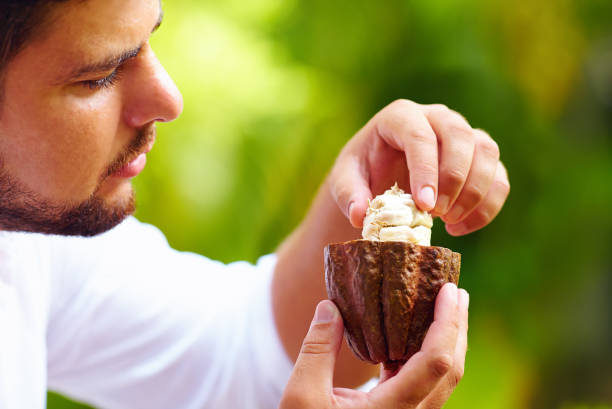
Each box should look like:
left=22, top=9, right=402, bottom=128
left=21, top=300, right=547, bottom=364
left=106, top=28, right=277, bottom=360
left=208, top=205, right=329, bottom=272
left=60, top=188, right=136, bottom=237
left=0, top=165, right=136, bottom=236
left=100, top=179, right=135, bottom=207
left=60, top=177, right=137, bottom=237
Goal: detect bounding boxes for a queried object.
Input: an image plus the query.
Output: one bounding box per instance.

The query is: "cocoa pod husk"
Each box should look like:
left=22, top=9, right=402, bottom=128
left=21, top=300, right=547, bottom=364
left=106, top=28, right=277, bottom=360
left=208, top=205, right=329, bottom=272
left=324, top=240, right=461, bottom=370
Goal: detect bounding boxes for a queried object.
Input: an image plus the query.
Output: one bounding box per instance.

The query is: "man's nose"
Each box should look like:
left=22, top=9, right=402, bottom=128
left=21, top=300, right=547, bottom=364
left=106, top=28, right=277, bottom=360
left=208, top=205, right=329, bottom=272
left=123, top=45, right=184, bottom=127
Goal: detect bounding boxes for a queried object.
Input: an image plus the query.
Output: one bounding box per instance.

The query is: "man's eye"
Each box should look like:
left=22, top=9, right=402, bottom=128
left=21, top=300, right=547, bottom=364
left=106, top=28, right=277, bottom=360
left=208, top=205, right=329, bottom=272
left=82, top=68, right=122, bottom=90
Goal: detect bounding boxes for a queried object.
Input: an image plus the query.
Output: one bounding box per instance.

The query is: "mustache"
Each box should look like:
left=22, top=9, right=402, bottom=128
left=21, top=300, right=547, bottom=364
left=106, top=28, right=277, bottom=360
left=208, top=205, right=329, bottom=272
left=102, top=124, right=156, bottom=181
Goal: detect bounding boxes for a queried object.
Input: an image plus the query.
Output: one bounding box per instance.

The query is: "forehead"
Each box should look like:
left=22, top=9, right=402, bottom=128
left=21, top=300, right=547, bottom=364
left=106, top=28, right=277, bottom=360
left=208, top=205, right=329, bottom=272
left=33, top=0, right=160, bottom=65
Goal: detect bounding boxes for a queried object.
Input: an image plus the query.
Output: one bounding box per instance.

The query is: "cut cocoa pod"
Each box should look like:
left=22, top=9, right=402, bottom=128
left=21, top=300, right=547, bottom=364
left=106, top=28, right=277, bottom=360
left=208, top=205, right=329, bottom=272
left=324, top=239, right=461, bottom=371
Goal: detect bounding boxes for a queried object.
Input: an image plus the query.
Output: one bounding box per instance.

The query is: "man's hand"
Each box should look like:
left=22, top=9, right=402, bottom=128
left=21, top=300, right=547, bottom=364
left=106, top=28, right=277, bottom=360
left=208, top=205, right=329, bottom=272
left=279, top=283, right=469, bottom=409
left=330, top=99, right=510, bottom=235
left=273, top=99, right=505, bottom=387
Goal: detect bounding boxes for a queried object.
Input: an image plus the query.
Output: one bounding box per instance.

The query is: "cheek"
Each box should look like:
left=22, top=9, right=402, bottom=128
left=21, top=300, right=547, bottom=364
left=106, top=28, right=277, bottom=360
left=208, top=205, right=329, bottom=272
left=1, top=87, right=124, bottom=203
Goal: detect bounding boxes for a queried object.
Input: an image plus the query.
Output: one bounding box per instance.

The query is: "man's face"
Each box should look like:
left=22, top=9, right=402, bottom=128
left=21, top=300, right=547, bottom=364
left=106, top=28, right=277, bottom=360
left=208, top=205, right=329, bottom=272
left=0, top=0, right=183, bottom=236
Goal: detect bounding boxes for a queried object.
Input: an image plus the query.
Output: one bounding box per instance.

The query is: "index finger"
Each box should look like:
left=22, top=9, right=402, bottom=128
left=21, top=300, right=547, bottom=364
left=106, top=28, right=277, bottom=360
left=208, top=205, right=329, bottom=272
left=369, top=283, right=461, bottom=407
left=376, top=100, right=439, bottom=211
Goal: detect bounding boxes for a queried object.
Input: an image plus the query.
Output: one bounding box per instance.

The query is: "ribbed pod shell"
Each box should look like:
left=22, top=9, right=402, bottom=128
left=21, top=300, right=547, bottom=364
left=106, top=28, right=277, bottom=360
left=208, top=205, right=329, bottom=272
left=324, top=240, right=461, bottom=370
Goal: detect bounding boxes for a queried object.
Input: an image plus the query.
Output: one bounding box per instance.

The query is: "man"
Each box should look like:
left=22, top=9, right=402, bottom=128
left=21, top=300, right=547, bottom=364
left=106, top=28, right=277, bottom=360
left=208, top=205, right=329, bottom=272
left=0, top=0, right=509, bottom=408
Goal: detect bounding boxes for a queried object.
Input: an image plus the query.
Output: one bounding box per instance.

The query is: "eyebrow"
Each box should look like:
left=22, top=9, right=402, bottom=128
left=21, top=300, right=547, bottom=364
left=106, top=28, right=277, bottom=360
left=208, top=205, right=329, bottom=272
left=62, top=10, right=164, bottom=81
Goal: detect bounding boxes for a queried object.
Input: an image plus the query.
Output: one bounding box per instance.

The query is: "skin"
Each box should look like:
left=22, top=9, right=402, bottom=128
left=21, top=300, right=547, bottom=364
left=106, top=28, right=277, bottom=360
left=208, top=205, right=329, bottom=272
left=280, top=284, right=470, bottom=409
left=273, top=100, right=510, bottom=391
left=0, top=0, right=510, bottom=406
left=0, top=0, right=182, bottom=220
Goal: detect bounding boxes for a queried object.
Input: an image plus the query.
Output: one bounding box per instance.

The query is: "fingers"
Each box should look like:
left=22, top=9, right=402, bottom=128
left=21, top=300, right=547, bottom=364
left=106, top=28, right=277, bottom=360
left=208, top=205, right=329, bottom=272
left=376, top=100, right=439, bottom=210
left=329, top=99, right=508, bottom=234
left=422, top=105, right=475, bottom=216
left=452, top=289, right=469, bottom=384
left=370, top=283, right=460, bottom=407
left=446, top=161, right=510, bottom=236
left=330, top=150, right=373, bottom=228
left=417, top=289, right=469, bottom=409
left=442, top=129, right=500, bottom=224
left=281, top=300, right=344, bottom=408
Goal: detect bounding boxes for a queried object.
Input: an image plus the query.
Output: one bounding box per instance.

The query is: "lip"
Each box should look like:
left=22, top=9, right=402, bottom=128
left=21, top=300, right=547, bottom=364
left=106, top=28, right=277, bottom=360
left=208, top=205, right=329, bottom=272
left=112, top=135, right=156, bottom=179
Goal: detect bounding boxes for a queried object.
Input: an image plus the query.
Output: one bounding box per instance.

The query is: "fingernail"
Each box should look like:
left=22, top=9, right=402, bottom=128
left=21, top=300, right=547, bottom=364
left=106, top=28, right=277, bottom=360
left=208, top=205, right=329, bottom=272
left=447, top=283, right=459, bottom=304
left=314, top=301, right=337, bottom=323
left=445, top=282, right=458, bottom=294
left=420, top=186, right=436, bottom=210
left=437, top=194, right=450, bottom=213
left=459, top=289, right=470, bottom=310
left=447, top=205, right=464, bottom=222
left=348, top=201, right=362, bottom=228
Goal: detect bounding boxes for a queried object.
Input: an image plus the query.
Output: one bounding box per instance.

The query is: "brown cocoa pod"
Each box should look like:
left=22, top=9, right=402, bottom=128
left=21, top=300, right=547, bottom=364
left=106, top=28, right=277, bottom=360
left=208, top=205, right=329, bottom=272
left=324, top=239, right=461, bottom=370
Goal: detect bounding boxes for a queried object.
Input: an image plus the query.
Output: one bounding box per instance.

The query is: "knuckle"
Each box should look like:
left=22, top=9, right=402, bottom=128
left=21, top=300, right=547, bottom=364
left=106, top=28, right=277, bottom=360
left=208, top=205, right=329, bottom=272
left=300, top=336, right=334, bottom=356
left=495, top=178, right=511, bottom=196
left=300, top=343, right=332, bottom=356
left=475, top=135, right=500, bottom=160
left=429, top=353, right=454, bottom=378
left=379, top=104, right=411, bottom=134
left=483, top=140, right=500, bottom=159
left=389, top=98, right=415, bottom=112
left=463, top=185, right=486, bottom=206
left=473, top=128, right=491, bottom=139
left=411, top=128, right=436, bottom=144
left=429, top=103, right=450, bottom=113
left=382, top=100, right=420, bottom=128
left=442, top=168, right=468, bottom=188
left=445, top=117, right=473, bottom=140
left=465, top=209, right=491, bottom=230
left=417, top=161, right=439, bottom=179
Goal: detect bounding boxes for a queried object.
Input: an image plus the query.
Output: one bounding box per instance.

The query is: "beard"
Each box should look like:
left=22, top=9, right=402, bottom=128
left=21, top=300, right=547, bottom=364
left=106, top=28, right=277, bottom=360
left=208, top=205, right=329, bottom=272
left=0, top=125, right=155, bottom=237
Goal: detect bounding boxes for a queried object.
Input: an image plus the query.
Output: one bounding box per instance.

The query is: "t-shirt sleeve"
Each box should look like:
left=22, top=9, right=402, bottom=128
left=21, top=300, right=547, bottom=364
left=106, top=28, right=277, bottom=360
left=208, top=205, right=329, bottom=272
left=46, top=218, right=294, bottom=409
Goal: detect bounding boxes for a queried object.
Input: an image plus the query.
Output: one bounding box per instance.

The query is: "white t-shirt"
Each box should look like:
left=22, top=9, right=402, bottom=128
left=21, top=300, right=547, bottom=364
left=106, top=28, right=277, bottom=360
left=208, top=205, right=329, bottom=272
left=0, top=217, right=294, bottom=409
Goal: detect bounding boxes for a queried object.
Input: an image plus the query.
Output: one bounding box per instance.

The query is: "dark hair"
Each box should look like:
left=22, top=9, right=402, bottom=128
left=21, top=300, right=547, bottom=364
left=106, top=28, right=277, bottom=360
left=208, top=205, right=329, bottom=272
left=0, top=0, right=70, bottom=80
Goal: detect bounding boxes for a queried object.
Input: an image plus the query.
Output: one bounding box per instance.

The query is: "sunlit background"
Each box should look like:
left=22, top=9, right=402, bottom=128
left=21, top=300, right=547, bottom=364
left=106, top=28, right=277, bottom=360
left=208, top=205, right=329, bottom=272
left=49, top=0, right=612, bottom=408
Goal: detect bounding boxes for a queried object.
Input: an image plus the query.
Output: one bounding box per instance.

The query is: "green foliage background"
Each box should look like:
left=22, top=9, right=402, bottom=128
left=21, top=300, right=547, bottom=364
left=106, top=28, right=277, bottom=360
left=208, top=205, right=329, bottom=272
left=49, top=0, right=612, bottom=408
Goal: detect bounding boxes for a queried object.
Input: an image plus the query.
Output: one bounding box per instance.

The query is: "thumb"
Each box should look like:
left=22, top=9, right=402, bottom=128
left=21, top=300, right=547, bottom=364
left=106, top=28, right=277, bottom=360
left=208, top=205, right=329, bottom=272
left=287, top=301, right=344, bottom=395
left=329, top=154, right=373, bottom=228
